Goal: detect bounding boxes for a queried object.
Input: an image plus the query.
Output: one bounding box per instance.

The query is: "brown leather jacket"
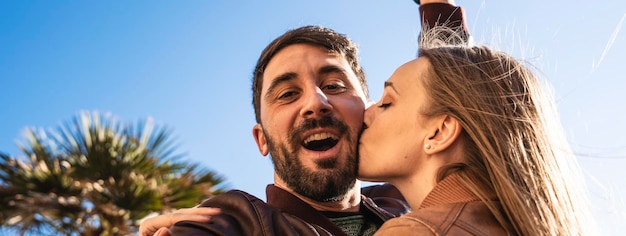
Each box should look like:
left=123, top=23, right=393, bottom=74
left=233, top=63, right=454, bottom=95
left=373, top=173, right=514, bottom=236
left=170, top=184, right=410, bottom=236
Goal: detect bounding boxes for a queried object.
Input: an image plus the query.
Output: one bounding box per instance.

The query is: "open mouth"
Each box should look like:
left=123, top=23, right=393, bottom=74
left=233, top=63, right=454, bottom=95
left=303, top=132, right=339, bottom=151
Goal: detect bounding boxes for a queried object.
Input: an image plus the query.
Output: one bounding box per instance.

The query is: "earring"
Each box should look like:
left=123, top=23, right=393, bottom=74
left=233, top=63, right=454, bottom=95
left=425, top=144, right=432, bottom=150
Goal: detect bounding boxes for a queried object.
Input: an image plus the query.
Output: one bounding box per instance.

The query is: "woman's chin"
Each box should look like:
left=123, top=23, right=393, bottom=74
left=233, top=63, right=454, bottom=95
left=357, top=172, right=385, bottom=183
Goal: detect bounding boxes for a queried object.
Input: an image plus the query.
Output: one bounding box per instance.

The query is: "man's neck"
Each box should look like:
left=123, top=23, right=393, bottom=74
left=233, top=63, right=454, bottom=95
left=274, top=179, right=362, bottom=212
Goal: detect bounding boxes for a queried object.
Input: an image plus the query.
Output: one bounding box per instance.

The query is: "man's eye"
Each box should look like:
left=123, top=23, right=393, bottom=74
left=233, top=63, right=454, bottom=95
left=278, top=91, right=297, bottom=99
left=378, top=103, right=391, bottom=108
left=323, top=84, right=346, bottom=93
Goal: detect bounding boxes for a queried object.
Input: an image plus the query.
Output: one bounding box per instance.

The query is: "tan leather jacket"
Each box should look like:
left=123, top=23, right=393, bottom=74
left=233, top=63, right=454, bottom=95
left=374, top=173, right=514, bottom=236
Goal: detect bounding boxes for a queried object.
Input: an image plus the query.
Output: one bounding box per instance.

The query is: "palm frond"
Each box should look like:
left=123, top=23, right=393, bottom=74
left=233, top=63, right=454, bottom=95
left=1, top=111, right=229, bottom=235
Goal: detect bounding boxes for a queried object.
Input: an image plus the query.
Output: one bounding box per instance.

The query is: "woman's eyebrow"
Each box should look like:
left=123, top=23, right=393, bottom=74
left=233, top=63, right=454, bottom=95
left=384, top=81, right=399, bottom=94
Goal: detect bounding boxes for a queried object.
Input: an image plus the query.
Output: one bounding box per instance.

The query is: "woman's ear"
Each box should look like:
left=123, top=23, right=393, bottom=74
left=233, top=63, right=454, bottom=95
left=424, top=115, right=462, bottom=154
left=252, top=124, right=269, bottom=156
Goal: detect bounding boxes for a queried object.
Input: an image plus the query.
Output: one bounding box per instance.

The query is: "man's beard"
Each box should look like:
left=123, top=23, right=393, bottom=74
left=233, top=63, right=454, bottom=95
left=265, top=116, right=358, bottom=202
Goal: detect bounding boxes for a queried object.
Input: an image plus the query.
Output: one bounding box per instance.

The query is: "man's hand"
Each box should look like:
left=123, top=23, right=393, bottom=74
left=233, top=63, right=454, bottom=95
left=139, top=207, right=221, bottom=236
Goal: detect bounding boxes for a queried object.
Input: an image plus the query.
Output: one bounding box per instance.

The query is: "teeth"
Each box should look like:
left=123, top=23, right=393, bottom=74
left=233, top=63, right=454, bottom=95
left=304, top=132, right=337, bottom=144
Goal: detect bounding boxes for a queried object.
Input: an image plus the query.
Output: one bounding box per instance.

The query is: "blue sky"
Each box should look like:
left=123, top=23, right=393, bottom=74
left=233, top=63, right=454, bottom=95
left=1, top=1, right=625, bottom=234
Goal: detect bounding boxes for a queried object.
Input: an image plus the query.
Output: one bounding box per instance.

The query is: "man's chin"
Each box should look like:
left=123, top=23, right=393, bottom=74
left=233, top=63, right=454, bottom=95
left=313, top=157, right=339, bottom=169
left=295, top=178, right=357, bottom=202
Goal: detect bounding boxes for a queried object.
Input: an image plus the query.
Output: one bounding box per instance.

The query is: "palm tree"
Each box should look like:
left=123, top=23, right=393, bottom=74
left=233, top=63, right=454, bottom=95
left=0, top=111, right=228, bottom=235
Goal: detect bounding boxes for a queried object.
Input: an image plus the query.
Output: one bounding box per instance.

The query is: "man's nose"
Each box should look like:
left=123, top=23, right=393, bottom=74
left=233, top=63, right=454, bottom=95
left=300, top=87, right=333, bottom=119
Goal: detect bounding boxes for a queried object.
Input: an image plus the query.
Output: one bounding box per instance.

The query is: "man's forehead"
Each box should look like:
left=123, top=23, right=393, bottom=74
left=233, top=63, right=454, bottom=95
left=263, top=44, right=351, bottom=78
left=269, top=44, right=341, bottom=63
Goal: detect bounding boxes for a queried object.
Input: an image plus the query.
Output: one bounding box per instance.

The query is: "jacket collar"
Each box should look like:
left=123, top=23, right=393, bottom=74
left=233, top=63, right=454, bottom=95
left=419, top=172, right=497, bottom=209
left=266, top=184, right=348, bottom=236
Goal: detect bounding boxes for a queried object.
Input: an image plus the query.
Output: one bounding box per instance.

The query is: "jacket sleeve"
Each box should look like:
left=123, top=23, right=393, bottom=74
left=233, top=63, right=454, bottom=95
left=418, top=3, right=471, bottom=46
left=169, top=190, right=332, bottom=236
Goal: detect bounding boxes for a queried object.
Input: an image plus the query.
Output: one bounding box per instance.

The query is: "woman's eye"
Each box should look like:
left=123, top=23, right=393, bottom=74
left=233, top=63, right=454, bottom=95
left=378, top=103, right=391, bottom=108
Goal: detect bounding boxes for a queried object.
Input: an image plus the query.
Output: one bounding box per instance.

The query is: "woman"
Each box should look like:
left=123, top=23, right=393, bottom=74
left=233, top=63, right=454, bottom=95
left=358, top=42, right=594, bottom=235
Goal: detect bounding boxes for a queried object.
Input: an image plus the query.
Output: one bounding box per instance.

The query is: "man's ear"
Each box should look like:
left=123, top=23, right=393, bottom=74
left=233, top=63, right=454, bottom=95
left=252, top=124, right=269, bottom=156
left=424, top=115, right=462, bottom=154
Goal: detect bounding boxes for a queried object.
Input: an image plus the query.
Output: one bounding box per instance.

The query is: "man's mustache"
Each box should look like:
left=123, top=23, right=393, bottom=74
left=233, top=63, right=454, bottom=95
left=289, top=116, right=349, bottom=143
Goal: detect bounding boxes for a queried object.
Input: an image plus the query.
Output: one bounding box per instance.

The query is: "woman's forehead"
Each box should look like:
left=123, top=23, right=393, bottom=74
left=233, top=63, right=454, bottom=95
left=388, top=57, right=430, bottom=88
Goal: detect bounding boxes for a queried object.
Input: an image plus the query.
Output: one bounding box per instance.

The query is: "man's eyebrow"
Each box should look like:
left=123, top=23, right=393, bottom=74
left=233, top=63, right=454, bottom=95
left=319, top=65, right=348, bottom=76
left=265, top=72, right=296, bottom=99
left=384, top=81, right=399, bottom=94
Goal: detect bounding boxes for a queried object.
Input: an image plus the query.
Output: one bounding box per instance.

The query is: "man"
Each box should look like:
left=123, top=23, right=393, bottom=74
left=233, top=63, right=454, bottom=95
left=140, top=1, right=470, bottom=235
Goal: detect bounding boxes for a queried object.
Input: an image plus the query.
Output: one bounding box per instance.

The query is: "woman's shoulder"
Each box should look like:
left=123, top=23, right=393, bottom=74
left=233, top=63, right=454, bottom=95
left=376, top=201, right=511, bottom=236
left=374, top=212, right=436, bottom=236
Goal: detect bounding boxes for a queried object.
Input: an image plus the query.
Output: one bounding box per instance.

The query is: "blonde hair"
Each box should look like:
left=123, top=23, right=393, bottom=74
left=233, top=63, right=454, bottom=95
left=417, top=35, right=594, bottom=235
